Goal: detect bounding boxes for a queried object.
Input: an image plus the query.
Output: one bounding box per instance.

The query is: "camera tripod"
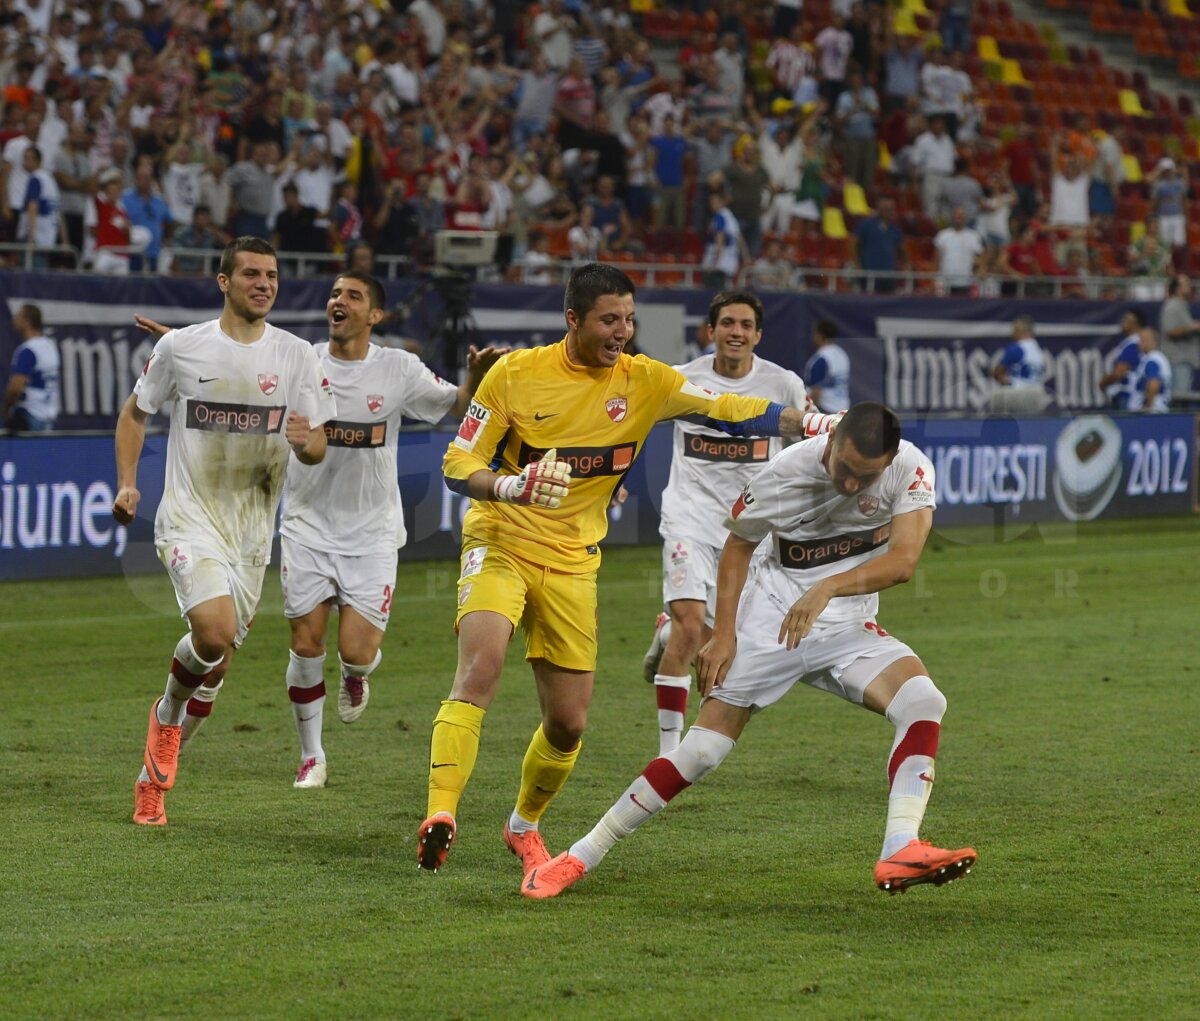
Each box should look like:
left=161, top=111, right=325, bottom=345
left=424, top=270, right=486, bottom=378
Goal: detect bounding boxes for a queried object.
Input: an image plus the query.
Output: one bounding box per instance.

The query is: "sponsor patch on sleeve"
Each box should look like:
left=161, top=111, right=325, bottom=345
left=454, top=400, right=492, bottom=451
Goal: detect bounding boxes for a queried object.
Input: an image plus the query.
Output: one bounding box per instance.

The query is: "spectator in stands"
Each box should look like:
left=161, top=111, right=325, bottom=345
left=52, top=122, right=92, bottom=262
left=758, top=111, right=804, bottom=235
left=332, top=180, right=364, bottom=253
left=160, top=123, right=207, bottom=229
left=238, top=90, right=286, bottom=162
left=920, top=49, right=958, bottom=139
left=940, top=157, right=983, bottom=225
left=911, top=114, right=956, bottom=220
left=883, top=32, right=923, bottom=113
left=1098, top=308, right=1146, bottom=409
left=804, top=318, right=850, bottom=413
left=989, top=315, right=1050, bottom=414
left=1148, top=158, right=1188, bottom=251
left=554, top=55, right=598, bottom=152
left=1128, top=230, right=1173, bottom=299
left=16, top=145, right=63, bottom=269
left=622, top=116, right=656, bottom=225
left=407, top=170, right=448, bottom=265
left=4, top=303, right=59, bottom=433
left=1048, top=134, right=1090, bottom=229
left=834, top=66, right=879, bottom=191
left=724, top=138, right=770, bottom=258
left=197, top=154, right=232, bottom=233
left=977, top=170, right=1016, bottom=251
left=846, top=3, right=876, bottom=83
left=523, top=229, right=556, bottom=284
left=170, top=204, right=226, bottom=275
left=588, top=174, right=636, bottom=254
left=1089, top=126, right=1125, bottom=229
left=1129, top=328, right=1172, bottom=413
left=852, top=194, right=906, bottom=293
left=511, top=51, right=558, bottom=150
left=288, top=136, right=336, bottom=236
left=568, top=201, right=603, bottom=262
left=1060, top=247, right=1098, bottom=299
left=1, top=107, right=42, bottom=244
left=742, top=235, right=795, bottom=290
left=814, top=12, right=854, bottom=113
left=934, top=205, right=983, bottom=295
left=272, top=182, right=321, bottom=263
left=688, top=118, right=736, bottom=233
left=768, top=23, right=818, bottom=108
left=712, top=32, right=747, bottom=115
left=533, top=0, right=575, bottom=71
left=121, top=158, right=173, bottom=272
left=702, top=176, right=743, bottom=288
left=650, top=115, right=688, bottom=231
left=86, top=167, right=132, bottom=275
left=940, top=0, right=972, bottom=55
left=226, top=140, right=279, bottom=239
left=1002, top=123, right=1041, bottom=220
left=1159, top=274, right=1200, bottom=394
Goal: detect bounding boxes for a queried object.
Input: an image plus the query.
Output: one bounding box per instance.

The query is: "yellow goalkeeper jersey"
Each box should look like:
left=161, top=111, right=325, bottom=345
left=443, top=338, right=779, bottom=572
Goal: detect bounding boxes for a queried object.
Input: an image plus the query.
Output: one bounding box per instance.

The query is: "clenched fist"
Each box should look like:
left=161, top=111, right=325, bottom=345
left=493, top=448, right=572, bottom=508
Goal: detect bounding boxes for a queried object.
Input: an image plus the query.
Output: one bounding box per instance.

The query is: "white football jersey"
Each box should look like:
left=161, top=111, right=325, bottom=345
left=658, top=354, right=810, bottom=543
left=281, top=343, right=458, bottom=554
left=726, top=437, right=936, bottom=624
left=135, top=319, right=336, bottom=564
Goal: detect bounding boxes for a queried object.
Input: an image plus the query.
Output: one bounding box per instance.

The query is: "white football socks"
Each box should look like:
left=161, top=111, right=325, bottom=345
left=287, top=651, right=327, bottom=763
left=158, top=634, right=222, bottom=725
left=881, top=675, right=946, bottom=860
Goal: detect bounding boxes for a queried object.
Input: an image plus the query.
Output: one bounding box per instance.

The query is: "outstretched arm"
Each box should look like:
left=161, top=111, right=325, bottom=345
left=113, top=393, right=150, bottom=524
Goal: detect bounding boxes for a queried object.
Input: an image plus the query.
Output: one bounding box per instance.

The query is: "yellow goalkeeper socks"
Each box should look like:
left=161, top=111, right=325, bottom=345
left=514, top=724, right=581, bottom=825
left=427, top=699, right=486, bottom=819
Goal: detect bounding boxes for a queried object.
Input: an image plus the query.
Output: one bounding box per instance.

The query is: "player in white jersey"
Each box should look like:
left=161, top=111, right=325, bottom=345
left=135, top=271, right=506, bottom=790
left=1128, top=327, right=1172, bottom=413
left=113, top=237, right=336, bottom=826
left=522, top=403, right=977, bottom=898
left=642, top=290, right=819, bottom=755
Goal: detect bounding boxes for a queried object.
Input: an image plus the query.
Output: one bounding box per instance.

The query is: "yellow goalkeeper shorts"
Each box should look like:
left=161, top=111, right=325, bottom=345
left=455, top=541, right=598, bottom=672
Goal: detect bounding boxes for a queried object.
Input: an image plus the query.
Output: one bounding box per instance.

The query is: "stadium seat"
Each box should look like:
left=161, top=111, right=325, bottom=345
left=821, top=207, right=849, bottom=240
left=1121, top=154, right=1144, bottom=183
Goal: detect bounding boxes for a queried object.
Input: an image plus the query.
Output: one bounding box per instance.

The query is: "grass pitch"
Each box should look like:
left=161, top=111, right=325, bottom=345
left=1, top=517, right=1198, bottom=1020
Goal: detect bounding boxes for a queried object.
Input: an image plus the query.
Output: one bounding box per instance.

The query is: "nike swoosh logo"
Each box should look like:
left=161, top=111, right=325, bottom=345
left=533, top=412, right=558, bottom=420
left=198, top=376, right=218, bottom=383
left=526, top=870, right=539, bottom=890
left=431, top=762, right=457, bottom=769
left=629, top=793, right=652, bottom=814
left=146, top=748, right=169, bottom=785
left=918, top=771, right=934, bottom=783
left=298, top=713, right=319, bottom=722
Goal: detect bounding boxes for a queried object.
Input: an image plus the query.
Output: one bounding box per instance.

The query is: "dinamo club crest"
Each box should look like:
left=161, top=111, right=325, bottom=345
left=606, top=396, right=628, bottom=423
left=858, top=494, right=880, bottom=515
left=258, top=373, right=279, bottom=395
left=367, top=394, right=384, bottom=413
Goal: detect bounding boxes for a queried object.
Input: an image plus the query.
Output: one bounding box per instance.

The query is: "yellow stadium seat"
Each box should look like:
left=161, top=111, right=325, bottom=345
left=879, top=140, right=892, bottom=171
left=1122, top=154, right=1144, bottom=183
left=978, top=36, right=1002, bottom=63
left=1167, top=0, right=1193, bottom=18
left=903, top=0, right=931, bottom=14
left=894, top=8, right=919, bottom=35
left=822, top=207, right=849, bottom=239
left=843, top=182, right=872, bottom=216
left=1130, top=221, right=1146, bottom=245
left=1000, top=59, right=1031, bottom=86
left=1119, top=89, right=1150, bottom=117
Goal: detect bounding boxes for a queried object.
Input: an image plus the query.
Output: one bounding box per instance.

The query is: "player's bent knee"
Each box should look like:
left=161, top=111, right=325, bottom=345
left=887, top=674, right=947, bottom=724
left=666, top=726, right=736, bottom=783
left=543, top=715, right=586, bottom=750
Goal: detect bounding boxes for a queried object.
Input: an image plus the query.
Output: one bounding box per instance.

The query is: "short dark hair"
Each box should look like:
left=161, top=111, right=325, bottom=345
left=18, top=303, right=42, bottom=331
left=835, top=402, right=901, bottom=460
left=1125, top=308, right=1146, bottom=327
left=814, top=318, right=838, bottom=341
left=1169, top=274, right=1187, bottom=296
left=335, top=269, right=385, bottom=311
left=708, top=290, right=764, bottom=331
left=220, top=236, right=277, bottom=277
left=564, top=262, right=635, bottom=322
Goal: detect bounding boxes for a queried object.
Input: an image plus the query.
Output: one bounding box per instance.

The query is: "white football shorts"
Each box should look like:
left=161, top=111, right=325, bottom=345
left=661, top=534, right=722, bottom=625
left=711, top=579, right=918, bottom=711
left=280, top=535, right=397, bottom=631
left=156, top=538, right=265, bottom=648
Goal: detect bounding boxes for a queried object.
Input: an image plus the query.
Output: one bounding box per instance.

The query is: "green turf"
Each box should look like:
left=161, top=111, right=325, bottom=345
left=1, top=517, right=1198, bottom=1020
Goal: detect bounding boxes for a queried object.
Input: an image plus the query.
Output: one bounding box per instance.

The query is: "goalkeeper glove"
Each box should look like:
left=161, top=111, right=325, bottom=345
left=802, top=410, right=845, bottom=437
left=492, top=448, right=572, bottom=508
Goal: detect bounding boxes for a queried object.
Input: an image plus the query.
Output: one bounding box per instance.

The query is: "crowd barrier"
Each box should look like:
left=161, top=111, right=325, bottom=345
left=2, top=413, right=1194, bottom=582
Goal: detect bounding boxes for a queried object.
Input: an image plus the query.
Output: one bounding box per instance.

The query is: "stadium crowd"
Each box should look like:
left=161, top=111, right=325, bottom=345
left=0, top=0, right=1193, bottom=296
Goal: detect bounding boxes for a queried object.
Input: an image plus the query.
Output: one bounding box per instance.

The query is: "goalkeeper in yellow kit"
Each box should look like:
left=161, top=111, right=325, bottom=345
left=417, top=263, right=840, bottom=874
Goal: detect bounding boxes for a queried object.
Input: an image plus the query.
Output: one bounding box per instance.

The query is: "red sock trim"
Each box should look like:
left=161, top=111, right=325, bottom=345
left=288, top=681, right=327, bottom=705
left=186, top=698, right=214, bottom=718
left=643, top=757, right=691, bottom=801
left=171, top=657, right=212, bottom=689
left=655, top=685, right=689, bottom=713
left=888, top=720, right=940, bottom=787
